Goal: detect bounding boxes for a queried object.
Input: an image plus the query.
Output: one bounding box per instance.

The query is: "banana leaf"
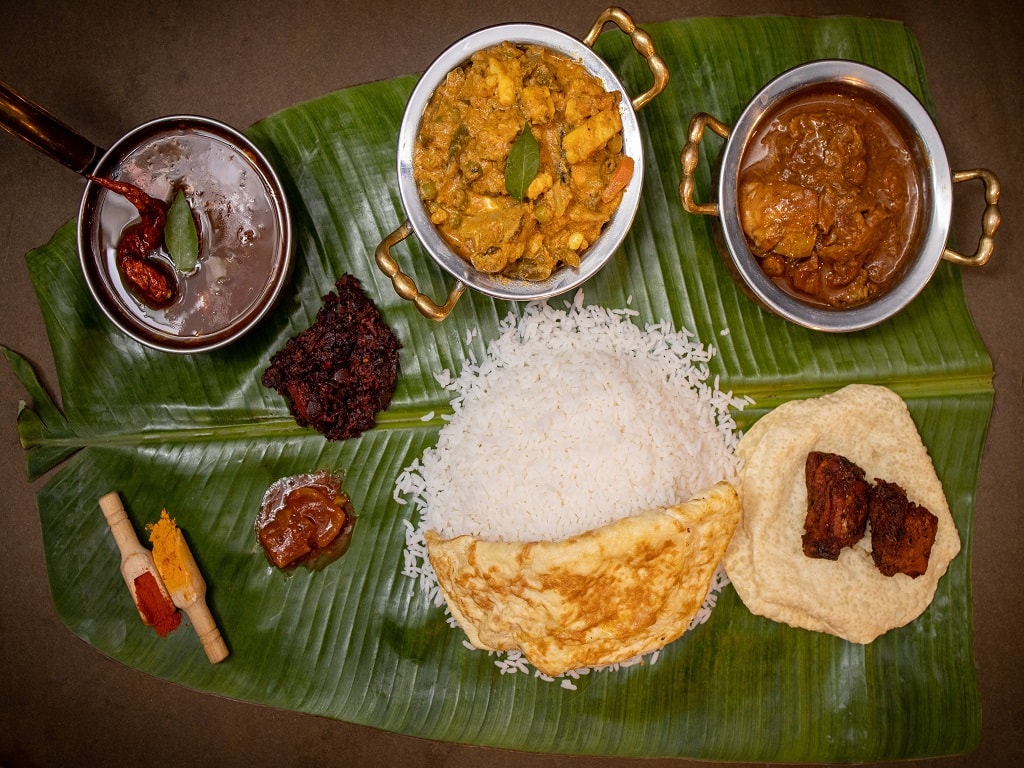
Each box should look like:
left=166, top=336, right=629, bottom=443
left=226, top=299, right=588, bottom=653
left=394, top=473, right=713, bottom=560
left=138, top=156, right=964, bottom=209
left=7, top=16, right=991, bottom=762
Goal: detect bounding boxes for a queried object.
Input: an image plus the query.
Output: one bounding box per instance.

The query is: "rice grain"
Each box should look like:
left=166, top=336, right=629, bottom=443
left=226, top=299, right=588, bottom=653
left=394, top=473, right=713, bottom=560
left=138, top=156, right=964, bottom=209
left=396, top=293, right=749, bottom=679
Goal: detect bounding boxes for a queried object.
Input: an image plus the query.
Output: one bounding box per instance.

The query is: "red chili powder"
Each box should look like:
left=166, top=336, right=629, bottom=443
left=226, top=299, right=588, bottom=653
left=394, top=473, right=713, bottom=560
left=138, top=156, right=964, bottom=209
left=133, top=571, right=181, bottom=637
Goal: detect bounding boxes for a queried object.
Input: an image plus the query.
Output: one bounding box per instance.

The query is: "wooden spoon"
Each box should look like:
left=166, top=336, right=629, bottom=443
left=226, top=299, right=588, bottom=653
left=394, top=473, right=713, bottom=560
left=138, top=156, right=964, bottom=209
left=159, top=525, right=230, bottom=664
left=98, top=491, right=175, bottom=627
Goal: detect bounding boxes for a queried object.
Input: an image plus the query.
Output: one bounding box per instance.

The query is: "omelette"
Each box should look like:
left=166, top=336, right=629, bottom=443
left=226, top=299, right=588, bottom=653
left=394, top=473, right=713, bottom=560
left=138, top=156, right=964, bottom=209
left=425, top=481, right=740, bottom=676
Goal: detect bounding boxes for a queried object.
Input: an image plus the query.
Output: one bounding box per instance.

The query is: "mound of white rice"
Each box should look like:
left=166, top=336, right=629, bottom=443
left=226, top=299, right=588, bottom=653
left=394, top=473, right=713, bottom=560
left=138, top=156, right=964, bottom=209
left=395, top=292, right=751, bottom=682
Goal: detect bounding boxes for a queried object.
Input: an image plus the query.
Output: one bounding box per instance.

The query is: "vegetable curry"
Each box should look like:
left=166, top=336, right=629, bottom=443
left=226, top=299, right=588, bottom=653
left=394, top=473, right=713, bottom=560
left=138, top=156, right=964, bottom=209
left=413, top=42, right=632, bottom=281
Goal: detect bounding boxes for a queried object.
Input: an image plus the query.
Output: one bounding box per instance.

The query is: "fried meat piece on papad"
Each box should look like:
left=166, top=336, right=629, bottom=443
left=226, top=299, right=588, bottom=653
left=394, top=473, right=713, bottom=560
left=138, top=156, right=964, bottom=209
left=803, top=451, right=870, bottom=559
left=869, top=479, right=939, bottom=578
left=723, top=384, right=960, bottom=644
left=425, top=482, right=740, bottom=676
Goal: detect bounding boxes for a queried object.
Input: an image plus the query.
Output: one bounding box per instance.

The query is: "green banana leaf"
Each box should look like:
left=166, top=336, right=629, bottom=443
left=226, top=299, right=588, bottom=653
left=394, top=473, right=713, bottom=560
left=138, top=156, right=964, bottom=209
left=7, top=15, right=991, bottom=762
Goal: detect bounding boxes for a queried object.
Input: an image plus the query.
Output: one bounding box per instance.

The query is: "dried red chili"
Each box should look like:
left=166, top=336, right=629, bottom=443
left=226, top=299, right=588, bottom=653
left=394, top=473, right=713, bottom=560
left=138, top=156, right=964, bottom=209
left=87, top=175, right=178, bottom=309
left=132, top=570, right=181, bottom=638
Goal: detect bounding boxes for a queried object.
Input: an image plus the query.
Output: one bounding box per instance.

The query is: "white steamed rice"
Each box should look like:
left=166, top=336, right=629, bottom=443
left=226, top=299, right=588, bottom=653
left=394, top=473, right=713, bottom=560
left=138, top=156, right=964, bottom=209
left=395, top=292, right=751, bottom=682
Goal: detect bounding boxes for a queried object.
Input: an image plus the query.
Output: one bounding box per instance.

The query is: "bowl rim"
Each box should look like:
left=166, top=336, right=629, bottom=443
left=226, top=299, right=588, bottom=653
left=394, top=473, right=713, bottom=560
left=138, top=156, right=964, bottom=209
left=396, top=22, right=644, bottom=301
left=77, top=115, right=293, bottom=353
left=716, top=59, right=953, bottom=332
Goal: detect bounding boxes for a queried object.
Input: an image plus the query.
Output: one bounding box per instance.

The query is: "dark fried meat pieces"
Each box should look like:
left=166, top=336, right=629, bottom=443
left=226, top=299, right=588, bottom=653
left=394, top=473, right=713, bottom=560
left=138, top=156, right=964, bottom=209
left=802, top=450, right=940, bottom=578
left=262, top=274, right=400, bottom=440
left=802, top=451, right=870, bottom=559
left=868, top=479, right=938, bottom=578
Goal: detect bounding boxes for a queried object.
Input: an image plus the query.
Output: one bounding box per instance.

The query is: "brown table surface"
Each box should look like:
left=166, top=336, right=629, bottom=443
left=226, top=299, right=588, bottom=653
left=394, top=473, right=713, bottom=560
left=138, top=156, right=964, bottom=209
left=1, top=1, right=1020, bottom=766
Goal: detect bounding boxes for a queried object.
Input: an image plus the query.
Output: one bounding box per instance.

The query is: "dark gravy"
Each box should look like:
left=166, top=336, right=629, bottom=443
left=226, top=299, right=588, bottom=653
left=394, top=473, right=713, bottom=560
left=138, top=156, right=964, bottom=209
left=737, top=86, right=921, bottom=309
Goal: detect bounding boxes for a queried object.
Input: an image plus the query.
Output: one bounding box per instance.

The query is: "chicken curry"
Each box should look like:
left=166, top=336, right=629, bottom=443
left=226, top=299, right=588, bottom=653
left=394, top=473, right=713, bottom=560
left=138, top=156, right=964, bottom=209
left=737, top=87, right=921, bottom=308
left=413, top=42, right=632, bottom=281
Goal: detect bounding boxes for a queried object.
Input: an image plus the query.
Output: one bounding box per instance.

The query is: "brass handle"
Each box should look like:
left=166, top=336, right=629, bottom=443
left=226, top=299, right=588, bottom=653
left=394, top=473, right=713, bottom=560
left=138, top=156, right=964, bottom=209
left=375, top=220, right=466, bottom=321
left=583, top=6, right=669, bottom=111
left=0, top=80, right=101, bottom=175
left=679, top=113, right=731, bottom=216
left=941, top=168, right=1001, bottom=267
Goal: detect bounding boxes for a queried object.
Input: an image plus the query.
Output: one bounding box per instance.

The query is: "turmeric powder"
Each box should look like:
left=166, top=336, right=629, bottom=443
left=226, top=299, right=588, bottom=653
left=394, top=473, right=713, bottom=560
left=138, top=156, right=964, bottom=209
left=148, top=510, right=191, bottom=594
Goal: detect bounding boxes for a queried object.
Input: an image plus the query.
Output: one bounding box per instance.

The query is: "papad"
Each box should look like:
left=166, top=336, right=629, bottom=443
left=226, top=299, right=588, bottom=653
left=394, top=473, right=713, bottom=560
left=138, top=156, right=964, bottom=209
left=723, top=384, right=960, bottom=643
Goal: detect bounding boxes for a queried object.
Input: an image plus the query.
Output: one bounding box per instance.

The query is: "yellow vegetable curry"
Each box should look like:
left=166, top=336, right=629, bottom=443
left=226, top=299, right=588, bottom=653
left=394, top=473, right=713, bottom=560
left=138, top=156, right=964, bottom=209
left=413, top=42, right=633, bottom=281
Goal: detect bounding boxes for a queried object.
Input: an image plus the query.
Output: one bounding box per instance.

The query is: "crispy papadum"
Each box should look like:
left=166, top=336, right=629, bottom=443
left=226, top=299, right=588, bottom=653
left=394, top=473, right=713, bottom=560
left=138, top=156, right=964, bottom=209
left=723, top=384, right=960, bottom=643
left=425, top=482, right=740, bottom=676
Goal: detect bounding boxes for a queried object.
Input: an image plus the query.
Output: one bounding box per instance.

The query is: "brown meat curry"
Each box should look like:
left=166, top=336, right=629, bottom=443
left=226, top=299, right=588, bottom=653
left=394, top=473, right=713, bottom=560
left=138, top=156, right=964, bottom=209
left=738, top=87, right=921, bottom=308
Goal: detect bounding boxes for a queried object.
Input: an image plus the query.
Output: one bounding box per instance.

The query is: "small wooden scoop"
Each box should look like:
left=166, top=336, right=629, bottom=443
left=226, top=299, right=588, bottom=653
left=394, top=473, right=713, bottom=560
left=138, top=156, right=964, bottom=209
left=98, top=491, right=176, bottom=629
left=158, top=524, right=230, bottom=664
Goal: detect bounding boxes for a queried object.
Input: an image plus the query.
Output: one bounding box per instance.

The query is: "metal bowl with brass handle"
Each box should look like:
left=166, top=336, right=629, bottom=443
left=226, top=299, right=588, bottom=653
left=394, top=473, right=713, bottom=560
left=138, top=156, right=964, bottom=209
left=377, top=6, right=669, bottom=321
left=678, top=60, right=1000, bottom=333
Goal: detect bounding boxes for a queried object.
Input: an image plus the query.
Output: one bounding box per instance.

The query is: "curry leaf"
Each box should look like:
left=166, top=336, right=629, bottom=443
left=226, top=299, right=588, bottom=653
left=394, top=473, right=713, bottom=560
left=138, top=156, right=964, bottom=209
left=165, top=190, right=199, bottom=273
left=505, top=121, right=539, bottom=200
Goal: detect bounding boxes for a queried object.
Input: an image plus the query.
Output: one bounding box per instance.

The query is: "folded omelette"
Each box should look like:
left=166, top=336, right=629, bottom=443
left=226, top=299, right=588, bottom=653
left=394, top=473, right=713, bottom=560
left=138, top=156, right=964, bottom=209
left=425, top=481, right=740, bottom=676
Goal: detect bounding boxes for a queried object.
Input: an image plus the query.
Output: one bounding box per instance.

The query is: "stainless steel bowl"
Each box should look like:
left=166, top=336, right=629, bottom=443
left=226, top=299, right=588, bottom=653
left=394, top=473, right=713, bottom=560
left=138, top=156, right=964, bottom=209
left=0, top=80, right=293, bottom=353
left=680, top=60, right=1001, bottom=332
left=377, top=7, right=668, bottom=320
left=78, top=116, right=293, bottom=353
